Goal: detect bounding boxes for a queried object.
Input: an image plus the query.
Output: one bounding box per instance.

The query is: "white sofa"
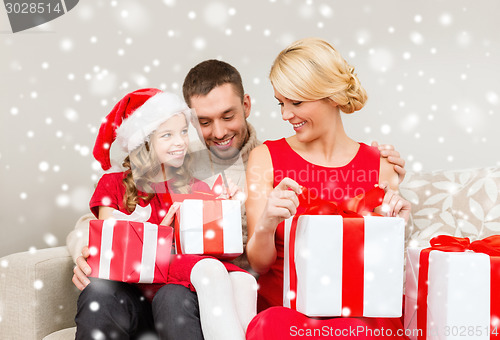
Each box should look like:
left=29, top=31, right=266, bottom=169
left=0, top=246, right=78, bottom=340
left=1, top=166, right=499, bottom=340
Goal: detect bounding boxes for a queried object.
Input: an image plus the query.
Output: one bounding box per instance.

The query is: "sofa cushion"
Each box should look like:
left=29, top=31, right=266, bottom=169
left=400, top=166, right=500, bottom=247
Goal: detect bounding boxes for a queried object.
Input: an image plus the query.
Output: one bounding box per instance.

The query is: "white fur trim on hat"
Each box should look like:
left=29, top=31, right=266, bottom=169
left=115, top=92, right=191, bottom=153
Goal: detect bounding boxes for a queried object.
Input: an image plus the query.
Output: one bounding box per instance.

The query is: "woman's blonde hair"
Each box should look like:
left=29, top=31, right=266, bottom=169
left=269, top=37, right=367, bottom=114
left=122, top=114, right=193, bottom=212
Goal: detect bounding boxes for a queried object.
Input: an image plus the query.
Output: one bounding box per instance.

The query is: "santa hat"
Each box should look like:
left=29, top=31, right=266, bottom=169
left=93, top=88, right=191, bottom=171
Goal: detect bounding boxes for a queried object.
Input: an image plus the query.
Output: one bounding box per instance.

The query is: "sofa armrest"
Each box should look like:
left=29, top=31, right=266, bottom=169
left=0, top=246, right=79, bottom=340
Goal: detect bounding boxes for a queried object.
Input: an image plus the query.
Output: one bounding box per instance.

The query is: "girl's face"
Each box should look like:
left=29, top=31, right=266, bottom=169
left=152, top=114, right=189, bottom=168
left=273, top=89, right=338, bottom=142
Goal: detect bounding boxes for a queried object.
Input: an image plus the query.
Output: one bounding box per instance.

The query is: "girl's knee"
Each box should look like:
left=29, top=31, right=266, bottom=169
left=190, top=258, right=228, bottom=286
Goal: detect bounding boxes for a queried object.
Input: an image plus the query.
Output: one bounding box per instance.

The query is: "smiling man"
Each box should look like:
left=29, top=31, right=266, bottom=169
left=190, top=82, right=251, bottom=159
left=184, top=60, right=256, bottom=159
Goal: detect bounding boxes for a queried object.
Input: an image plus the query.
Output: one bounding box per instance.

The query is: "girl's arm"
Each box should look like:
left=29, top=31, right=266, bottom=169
left=375, top=157, right=411, bottom=222
left=98, top=206, right=116, bottom=220
left=245, top=145, right=301, bottom=275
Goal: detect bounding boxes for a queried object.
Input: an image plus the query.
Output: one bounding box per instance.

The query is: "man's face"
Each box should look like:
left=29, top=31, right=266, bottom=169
left=189, top=83, right=251, bottom=159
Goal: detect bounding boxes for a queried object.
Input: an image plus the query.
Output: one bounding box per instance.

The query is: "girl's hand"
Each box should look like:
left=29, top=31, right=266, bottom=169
left=160, top=202, right=181, bottom=226
left=258, top=177, right=302, bottom=233
left=219, top=178, right=243, bottom=201
left=379, top=183, right=411, bottom=222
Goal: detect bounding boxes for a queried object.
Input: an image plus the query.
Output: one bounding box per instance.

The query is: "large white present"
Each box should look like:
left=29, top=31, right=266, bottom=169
left=283, top=214, right=405, bottom=317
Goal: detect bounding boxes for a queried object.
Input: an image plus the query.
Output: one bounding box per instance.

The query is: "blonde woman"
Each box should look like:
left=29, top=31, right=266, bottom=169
left=245, top=38, right=410, bottom=339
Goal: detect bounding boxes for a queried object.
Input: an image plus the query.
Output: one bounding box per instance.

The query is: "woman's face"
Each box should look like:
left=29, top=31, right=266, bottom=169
left=274, top=89, right=337, bottom=142
left=152, top=114, right=189, bottom=168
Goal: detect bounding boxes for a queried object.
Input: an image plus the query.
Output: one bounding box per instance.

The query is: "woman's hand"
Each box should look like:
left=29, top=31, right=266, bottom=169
left=160, top=202, right=181, bottom=226
left=257, top=177, right=302, bottom=233
left=246, top=145, right=301, bottom=275
left=378, top=183, right=411, bottom=222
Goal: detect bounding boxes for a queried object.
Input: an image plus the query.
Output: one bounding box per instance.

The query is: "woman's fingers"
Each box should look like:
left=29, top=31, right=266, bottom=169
left=275, top=188, right=300, bottom=207
left=394, top=197, right=411, bottom=222
left=393, top=200, right=405, bottom=217
left=268, top=195, right=298, bottom=217
left=262, top=178, right=302, bottom=223
left=381, top=186, right=399, bottom=216
left=275, top=177, right=302, bottom=195
left=381, top=188, right=411, bottom=221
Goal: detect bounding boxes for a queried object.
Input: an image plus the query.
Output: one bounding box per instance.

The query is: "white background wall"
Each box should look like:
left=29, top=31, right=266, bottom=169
left=1, top=0, right=499, bottom=257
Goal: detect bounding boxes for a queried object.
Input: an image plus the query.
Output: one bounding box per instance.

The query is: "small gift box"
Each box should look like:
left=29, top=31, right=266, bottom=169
left=404, top=235, right=500, bottom=340
left=87, top=219, right=173, bottom=283
left=174, top=199, right=243, bottom=260
left=283, top=187, right=405, bottom=317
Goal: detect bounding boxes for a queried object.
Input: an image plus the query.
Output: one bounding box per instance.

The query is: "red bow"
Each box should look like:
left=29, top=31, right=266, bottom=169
left=297, top=186, right=384, bottom=217
left=417, top=235, right=500, bottom=340
left=163, top=174, right=226, bottom=203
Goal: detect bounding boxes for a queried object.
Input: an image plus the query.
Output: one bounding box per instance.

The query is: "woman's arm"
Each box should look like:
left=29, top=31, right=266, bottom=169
left=245, top=145, right=301, bottom=275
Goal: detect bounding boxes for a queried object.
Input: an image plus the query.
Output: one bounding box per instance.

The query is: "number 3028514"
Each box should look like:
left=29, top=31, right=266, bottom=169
left=443, top=325, right=499, bottom=337
left=5, top=2, right=62, bottom=14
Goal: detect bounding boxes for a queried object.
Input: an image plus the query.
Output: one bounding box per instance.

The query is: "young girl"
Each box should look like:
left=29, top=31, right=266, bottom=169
left=77, top=88, right=256, bottom=340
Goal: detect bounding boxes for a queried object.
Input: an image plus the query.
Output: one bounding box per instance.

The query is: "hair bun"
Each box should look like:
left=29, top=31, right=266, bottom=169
left=338, top=67, right=367, bottom=114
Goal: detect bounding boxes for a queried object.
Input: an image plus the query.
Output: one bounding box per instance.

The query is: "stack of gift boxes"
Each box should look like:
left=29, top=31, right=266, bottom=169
left=87, top=187, right=499, bottom=339
left=87, top=197, right=243, bottom=284
left=282, top=187, right=499, bottom=339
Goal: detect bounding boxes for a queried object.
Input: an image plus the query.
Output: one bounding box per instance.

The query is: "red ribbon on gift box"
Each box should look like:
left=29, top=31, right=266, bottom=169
left=288, top=186, right=384, bottom=315
left=417, top=235, right=500, bottom=340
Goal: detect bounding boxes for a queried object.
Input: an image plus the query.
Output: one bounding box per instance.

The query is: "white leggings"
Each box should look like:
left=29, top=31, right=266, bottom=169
left=190, top=258, right=257, bottom=340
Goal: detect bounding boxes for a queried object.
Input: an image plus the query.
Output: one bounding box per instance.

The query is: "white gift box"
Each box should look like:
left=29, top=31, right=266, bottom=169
left=283, top=215, right=405, bottom=317
left=175, top=199, right=243, bottom=258
left=404, top=248, right=492, bottom=340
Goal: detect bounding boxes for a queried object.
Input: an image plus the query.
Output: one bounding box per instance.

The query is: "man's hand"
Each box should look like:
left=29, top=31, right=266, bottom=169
left=72, top=245, right=91, bottom=291
left=371, top=141, right=406, bottom=183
